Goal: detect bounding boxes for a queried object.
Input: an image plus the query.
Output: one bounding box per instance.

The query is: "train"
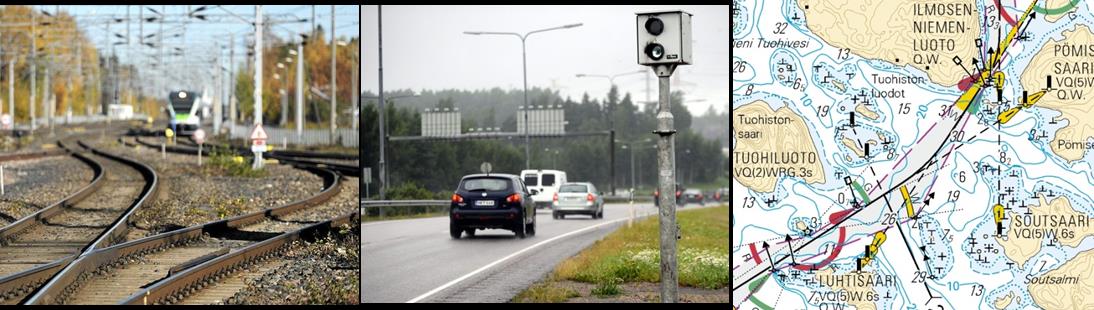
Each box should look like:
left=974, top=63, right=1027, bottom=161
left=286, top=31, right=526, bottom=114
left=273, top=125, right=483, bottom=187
left=166, top=90, right=202, bottom=136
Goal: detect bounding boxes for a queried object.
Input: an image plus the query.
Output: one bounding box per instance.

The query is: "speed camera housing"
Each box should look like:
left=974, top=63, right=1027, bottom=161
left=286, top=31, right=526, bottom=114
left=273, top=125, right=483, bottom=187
left=636, top=10, right=692, bottom=65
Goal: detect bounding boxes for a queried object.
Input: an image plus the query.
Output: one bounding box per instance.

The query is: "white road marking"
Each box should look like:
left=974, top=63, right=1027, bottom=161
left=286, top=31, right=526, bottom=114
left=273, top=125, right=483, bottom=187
left=406, top=209, right=658, bottom=303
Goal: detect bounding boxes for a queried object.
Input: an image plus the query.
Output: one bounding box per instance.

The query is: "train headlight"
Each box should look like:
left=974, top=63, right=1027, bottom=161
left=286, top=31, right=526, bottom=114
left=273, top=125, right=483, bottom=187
left=178, top=91, right=187, bottom=99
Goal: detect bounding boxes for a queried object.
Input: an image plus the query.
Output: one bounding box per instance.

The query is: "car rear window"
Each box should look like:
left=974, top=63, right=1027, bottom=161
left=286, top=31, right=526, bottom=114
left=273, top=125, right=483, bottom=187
left=462, top=178, right=511, bottom=192
left=542, top=174, right=556, bottom=187
left=523, top=175, right=538, bottom=186
left=559, top=184, right=587, bottom=193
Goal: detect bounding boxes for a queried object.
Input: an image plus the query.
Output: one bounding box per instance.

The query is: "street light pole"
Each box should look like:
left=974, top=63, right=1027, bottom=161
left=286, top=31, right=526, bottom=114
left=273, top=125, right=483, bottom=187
left=618, top=138, right=651, bottom=193
left=630, top=145, right=636, bottom=191
left=7, top=57, right=12, bottom=124
left=464, top=22, right=583, bottom=171
left=520, top=39, right=528, bottom=170
left=277, top=62, right=288, bottom=126
left=576, top=69, right=643, bottom=196
left=295, top=40, right=304, bottom=138
left=366, top=93, right=416, bottom=198
left=29, top=12, right=36, bottom=131
left=329, top=5, right=337, bottom=145
left=253, top=5, right=263, bottom=126
left=227, top=32, right=236, bottom=133
left=377, top=5, right=386, bottom=200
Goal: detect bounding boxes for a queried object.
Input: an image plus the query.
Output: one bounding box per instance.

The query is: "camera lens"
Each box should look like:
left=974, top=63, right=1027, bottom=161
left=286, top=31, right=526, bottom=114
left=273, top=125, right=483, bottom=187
left=645, top=43, right=664, bottom=60
left=645, top=17, right=664, bottom=35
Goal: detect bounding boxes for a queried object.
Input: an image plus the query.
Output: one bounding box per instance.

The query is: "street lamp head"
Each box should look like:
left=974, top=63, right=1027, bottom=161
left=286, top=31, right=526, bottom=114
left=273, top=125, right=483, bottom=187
left=463, top=31, right=483, bottom=35
left=576, top=74, right=586, bottom=77
left=563, top=23, right=583, bottom=28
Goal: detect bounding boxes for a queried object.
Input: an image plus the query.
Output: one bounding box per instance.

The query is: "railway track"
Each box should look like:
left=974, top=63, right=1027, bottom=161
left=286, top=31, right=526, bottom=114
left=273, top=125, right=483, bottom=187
left=129, top=136, right=360, bottom=177
left=23, top=164, right=355, bottom=305
left=132, top=212, right=358, bottom=305
left=0, top=149, right=68, bottom=163
left=0, top=139, right=158, bottom=304
left=168, top=178, right=358, bottom=305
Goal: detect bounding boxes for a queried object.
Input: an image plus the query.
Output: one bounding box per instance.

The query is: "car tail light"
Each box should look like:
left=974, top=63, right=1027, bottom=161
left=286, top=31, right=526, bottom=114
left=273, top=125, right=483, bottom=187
left=451, top=194, right=464, bottom=203
left=506, top=193, right=522, bottom=203
left=676, top=191, right=682, bottom=197
left=587, top=193, right=595, bottom=202
left=553, top=193, right=559, bottom=202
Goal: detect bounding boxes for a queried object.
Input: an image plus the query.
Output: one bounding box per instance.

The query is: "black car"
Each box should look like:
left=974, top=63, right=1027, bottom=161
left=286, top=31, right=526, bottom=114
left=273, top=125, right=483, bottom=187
left=450, top=174, right=537, bottom=239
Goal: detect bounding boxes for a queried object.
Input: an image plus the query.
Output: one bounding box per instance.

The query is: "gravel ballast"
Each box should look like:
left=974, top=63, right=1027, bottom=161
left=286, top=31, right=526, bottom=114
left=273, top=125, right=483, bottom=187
left=225, top=226, right=360, bottom=305
left=0, top=155, right=95, bottom=225
left=95, top=137, right=324, bottom=240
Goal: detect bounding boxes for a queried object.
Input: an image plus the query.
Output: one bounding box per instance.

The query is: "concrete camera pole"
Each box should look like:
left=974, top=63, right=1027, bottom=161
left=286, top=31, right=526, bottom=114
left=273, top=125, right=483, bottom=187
left=653, top=63, right=677, bottom=303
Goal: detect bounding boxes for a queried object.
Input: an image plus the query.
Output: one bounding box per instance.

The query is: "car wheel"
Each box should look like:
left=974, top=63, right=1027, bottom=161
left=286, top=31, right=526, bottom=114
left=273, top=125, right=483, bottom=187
left=450, top=223, right=462, bottom=239
left=515, top=214, right=527, bottom=239
left=465, top=229, right=476, bottom=237
left=558, top=213, right=565, bottom=219
left=552, top=211, right=559, bottom=219
left=527, top=215, right=536, bottom=236
left=597, top=208, right=603, bottom=219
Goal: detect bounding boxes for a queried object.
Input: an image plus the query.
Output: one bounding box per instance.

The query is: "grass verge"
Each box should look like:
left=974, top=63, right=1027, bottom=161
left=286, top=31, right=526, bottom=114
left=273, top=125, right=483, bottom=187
left=513, top=204, right=729, bottom=302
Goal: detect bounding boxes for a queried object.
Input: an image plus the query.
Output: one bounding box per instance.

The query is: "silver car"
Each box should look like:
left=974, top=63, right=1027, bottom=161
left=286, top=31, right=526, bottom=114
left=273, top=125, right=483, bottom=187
left=551, top=182, right=604, bottom=219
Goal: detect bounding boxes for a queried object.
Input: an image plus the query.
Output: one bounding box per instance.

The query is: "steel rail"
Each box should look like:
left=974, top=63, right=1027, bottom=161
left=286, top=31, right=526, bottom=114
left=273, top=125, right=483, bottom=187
left=23, top=166, right=340, bottom=304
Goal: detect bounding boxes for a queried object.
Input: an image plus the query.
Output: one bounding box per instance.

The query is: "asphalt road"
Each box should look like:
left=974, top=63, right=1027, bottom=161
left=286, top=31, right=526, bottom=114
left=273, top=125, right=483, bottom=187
left=362, top=201, right=708, bottom=303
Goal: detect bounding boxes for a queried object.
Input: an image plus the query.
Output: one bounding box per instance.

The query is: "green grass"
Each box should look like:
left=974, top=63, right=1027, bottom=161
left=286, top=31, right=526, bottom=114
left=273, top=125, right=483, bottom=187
left=590, top=275, right=622, bottom=297
left=205, top=146, right=266, bottom=178
left=514, top=204, right=728, bottom=302
left=512, top=278, right=581, bottom=303
left=554, top=204, right=728, bottom=290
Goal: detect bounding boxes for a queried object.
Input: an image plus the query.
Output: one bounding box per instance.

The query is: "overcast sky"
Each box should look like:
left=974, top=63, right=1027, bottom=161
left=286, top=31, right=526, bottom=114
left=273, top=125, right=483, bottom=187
left=362, top=5, right=729, bottom=115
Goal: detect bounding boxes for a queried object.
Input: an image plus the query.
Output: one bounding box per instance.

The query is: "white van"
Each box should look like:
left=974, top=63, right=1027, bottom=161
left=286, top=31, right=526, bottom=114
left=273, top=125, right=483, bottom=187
left=520, top=169, right=568, bottom=209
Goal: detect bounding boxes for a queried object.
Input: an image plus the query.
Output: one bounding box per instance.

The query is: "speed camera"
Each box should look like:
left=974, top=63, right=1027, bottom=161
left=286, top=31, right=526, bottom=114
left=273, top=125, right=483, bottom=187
left=636, top=10, right=692, bottom=65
